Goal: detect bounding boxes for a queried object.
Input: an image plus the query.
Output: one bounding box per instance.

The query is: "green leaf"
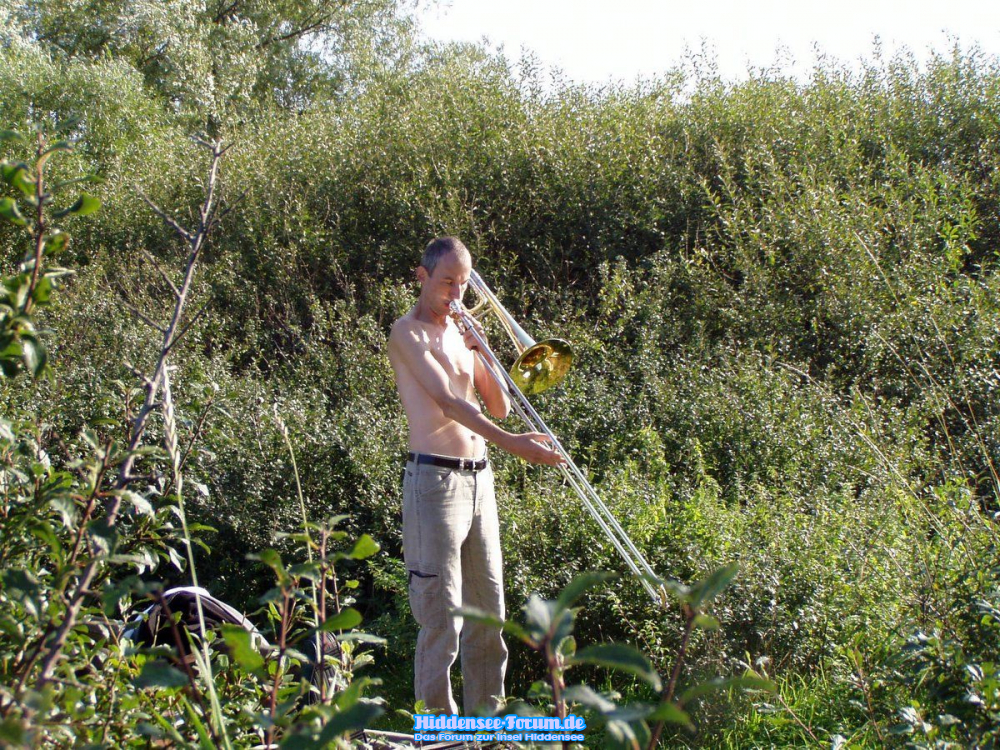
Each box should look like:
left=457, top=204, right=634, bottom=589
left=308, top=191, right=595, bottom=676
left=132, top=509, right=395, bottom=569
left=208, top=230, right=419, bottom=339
left=20, top=335, right=46, bottom=378
left=0, top=130, right=25, bottom=143
left=221, top=624, right=265, bottom=673
left=52, top=175, right=103, bottom=190
left=43, top=231, right=69, bottom=256
left=0, top=197, right=27, bottom=226
left=571, top=644, right=662, bottom=691
left=679, top=675, right=776, bottom=705
left=36, top=141, right=72, bottom=169
left=287, top=561, right=321, bottom=581
left=134, top=660, right=189, bottom=689
left=346, top=533, right=379, bottom=560
left=31, top=276, right=54, bottom=306
left=523, top=593, right=554, bottom=635
left=319, top=607, right=363, bottom=632
left=53, top=193, right=100, bottom=219
left=0, top=716, right=26, bottom=745
left=1, top=162, right=34, bottom=197
left=102, top=576, right=147, bottom=616
left=54, top=116, right=80, bottom=134
left=452, top=606, right=530, bottom=643
left=254, top=548, right=289, bottom=583
left=50, top=495, right=78, bottom=528
left=689, top=563, right=739, bottom=608
left=563, top=683, right=616, bottom=713
left=647, top=701, right=694, bottom=730
left=122, top=491, right=154, bottom=517
left=694, top=614, right=721, bottom=630
left=313, top=701, right=383, bottom=745
left=555, top=571, right=617, bottom=612
left=41, top=141, right=72, bottom=157
left=87, top=516, right=119, bottom=555
left=661, top=579, right=692, bottom=605
left=336, top=632, right=387, bottom=645
left=2, top=569, right=40, bottom=601
left=602, top=708, right=653, bottom=749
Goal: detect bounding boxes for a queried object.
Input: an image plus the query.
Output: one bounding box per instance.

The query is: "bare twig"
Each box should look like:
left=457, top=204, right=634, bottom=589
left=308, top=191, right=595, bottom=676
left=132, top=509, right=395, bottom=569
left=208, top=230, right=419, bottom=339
left=136, top=190, right=194, bottom=244
left=141, top=248, right=182, bottom=299
left=121, top=299, right=166, bottom=334
left=35, top=140, right=230, bottom=690
left=212, top=188, right=249, bottom=227
left=164, top=302, right=211, bottom=355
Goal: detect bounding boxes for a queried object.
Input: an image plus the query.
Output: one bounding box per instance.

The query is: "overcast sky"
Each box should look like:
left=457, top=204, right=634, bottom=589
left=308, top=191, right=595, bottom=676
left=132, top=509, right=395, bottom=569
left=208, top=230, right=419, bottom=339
left=418, top=0, right=1000, bottom=84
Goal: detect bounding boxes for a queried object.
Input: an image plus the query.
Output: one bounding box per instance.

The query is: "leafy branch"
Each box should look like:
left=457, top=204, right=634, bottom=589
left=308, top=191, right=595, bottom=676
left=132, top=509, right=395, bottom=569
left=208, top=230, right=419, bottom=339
left=0, top=122, right=100, bottom=379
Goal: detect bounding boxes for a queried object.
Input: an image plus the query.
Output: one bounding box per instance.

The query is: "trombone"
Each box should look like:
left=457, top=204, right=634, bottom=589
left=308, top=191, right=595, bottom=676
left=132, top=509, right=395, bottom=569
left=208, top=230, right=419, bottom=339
left=451, top=270, right=668, bottom=608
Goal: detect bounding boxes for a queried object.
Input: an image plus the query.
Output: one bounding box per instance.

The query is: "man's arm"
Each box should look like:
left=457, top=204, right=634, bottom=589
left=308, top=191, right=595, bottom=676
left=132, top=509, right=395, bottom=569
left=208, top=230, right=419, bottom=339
left=389, top=322, right=561, bottom=466
left=460, top=317, right=511, bottom=420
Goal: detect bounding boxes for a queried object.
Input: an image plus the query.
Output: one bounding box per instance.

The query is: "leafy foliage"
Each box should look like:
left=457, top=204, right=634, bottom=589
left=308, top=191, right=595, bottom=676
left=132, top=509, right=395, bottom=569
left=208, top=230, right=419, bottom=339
left=2, top=3, right=1000, bottom=746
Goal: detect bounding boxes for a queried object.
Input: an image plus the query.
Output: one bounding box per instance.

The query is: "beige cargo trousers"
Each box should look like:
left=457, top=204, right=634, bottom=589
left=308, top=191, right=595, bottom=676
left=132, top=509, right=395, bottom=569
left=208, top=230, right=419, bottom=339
left=402, top=455, right=508, bottom=714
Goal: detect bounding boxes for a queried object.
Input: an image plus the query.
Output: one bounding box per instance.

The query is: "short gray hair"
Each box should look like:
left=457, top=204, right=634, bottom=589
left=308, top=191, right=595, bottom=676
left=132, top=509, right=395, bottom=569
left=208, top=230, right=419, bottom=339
left=421, top=237, right=470, bottom=275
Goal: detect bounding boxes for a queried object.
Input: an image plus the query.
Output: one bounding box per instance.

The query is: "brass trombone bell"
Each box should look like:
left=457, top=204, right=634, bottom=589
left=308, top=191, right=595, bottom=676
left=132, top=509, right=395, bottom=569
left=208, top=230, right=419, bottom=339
left=466, top=270, right=573, bottom=395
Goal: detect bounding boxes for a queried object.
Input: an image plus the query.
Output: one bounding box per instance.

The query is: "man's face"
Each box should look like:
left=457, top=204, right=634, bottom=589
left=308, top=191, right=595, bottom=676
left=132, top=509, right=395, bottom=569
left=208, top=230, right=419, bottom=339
left=418, top=250, right=472, bottom=317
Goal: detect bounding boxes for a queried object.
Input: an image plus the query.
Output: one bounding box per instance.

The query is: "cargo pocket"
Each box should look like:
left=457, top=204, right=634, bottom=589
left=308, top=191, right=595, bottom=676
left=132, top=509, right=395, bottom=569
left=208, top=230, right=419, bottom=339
left=407, top=567, right=444, bottom=629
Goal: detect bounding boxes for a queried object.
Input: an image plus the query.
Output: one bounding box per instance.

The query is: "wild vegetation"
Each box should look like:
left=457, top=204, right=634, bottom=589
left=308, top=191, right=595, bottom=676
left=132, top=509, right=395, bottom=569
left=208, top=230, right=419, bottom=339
left=1, top=1, right=999, bottom=746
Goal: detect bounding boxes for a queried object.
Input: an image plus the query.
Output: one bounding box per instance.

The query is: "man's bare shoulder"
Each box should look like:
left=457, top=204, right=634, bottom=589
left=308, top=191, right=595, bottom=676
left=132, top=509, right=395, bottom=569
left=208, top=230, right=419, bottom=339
left=389, top=310, right=419, bottom=345
left=389, top=310, right=432, bottom=360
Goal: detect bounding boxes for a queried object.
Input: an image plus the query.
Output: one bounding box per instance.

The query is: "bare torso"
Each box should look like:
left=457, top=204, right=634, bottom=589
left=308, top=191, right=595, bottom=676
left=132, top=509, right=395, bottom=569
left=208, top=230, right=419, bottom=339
left=389, top=308, right=487, bottom=458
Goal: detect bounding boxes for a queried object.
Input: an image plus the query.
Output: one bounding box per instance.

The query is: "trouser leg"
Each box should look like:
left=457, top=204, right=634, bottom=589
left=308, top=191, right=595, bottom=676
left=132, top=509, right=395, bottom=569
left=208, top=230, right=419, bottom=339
left=402, top=463, right=473, bottom=714
left=460, top=465, right=508, bottom=713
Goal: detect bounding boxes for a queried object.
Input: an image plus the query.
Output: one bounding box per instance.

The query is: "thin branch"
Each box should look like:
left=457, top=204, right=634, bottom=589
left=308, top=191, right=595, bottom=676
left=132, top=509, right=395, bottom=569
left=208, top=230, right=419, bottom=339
left=141, top=248, right=181, bottom=299
left=257, top=19, right=330, bottom=49
left=122, top=300, right=166, bottom=334
left=165, top=302, right=210, bottom=355
left=210, top=188, right=249, bottom=229
left=136, top=190, right=193, bottom=244
left=212, top=0, right=244, bottom=24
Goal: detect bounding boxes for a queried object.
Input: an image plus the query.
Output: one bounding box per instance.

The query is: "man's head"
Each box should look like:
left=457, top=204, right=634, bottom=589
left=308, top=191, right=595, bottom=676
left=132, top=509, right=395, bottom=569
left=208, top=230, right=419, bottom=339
left=416, top=236, right=473, bottom=318
left=419, top=236, right=471, bottom=277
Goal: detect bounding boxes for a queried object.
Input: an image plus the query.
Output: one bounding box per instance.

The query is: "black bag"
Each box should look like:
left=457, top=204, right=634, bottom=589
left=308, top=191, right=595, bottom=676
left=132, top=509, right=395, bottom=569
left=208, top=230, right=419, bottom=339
left=123, top=586, right=269, bottom=665
left=123, top=586, right=341, bottom=702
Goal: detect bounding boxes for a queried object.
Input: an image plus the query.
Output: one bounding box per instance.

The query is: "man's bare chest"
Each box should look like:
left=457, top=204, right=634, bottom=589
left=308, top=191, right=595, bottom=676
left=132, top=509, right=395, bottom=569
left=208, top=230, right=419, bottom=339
left=427, top=328, right=474, bottom=380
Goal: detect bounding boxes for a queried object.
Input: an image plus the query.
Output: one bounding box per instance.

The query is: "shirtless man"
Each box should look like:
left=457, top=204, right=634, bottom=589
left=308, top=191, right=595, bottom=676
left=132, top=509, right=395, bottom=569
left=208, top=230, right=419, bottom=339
left=388, top=237, right=563, bottom=715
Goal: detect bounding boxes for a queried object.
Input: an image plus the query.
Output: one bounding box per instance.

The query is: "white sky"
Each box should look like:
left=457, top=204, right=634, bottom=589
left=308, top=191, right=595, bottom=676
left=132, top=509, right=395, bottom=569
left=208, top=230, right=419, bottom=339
left=418, top=0, right=1000, bottom=84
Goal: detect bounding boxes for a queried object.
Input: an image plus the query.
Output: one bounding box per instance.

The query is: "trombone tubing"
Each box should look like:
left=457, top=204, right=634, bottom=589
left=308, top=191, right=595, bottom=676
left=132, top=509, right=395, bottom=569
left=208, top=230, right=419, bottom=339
left=449, top=301, right=666, bottom=608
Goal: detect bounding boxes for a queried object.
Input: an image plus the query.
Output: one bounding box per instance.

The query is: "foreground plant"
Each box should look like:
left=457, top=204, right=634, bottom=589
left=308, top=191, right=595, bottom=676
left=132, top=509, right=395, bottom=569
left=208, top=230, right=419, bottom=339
left=460, top=564, right=774, bottom=749
left=1, top=120, right=99, bottom=379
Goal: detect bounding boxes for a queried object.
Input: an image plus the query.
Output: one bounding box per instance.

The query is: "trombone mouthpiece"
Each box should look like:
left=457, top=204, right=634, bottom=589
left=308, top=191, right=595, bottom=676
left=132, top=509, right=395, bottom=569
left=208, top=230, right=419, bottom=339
left=449, top=301, right=463, bottom=314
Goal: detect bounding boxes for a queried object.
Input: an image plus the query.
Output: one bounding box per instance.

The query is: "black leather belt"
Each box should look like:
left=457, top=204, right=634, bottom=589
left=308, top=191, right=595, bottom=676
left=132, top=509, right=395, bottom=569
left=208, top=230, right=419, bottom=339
left=407, top=452, right=488, bottom=472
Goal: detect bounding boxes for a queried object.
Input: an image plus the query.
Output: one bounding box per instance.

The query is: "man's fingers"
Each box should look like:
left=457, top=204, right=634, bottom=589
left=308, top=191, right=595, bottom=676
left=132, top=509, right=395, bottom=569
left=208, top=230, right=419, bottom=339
left=525, top=433, right=565, bottom=465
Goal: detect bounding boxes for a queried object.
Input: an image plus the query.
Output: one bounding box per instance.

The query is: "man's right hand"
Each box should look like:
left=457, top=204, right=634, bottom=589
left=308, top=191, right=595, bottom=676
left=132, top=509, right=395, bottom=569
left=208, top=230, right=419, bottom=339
left=503, top=432, right=565, bottom=466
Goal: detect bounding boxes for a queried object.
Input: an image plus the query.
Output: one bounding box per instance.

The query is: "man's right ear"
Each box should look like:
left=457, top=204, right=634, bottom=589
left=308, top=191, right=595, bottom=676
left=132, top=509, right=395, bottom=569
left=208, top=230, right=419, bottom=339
left=415, top=266, right=428, bottom=284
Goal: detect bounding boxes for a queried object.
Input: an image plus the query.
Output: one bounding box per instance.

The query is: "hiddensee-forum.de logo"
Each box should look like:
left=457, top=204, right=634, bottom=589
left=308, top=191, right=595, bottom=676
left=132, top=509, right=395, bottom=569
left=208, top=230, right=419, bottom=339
left=413, top=713, right=587, bottom=743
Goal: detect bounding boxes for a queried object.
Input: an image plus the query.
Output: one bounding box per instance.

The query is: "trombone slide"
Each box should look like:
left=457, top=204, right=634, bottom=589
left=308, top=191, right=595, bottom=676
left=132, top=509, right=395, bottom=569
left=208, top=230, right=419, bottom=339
left=449, top=298, right=667, bottom=609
